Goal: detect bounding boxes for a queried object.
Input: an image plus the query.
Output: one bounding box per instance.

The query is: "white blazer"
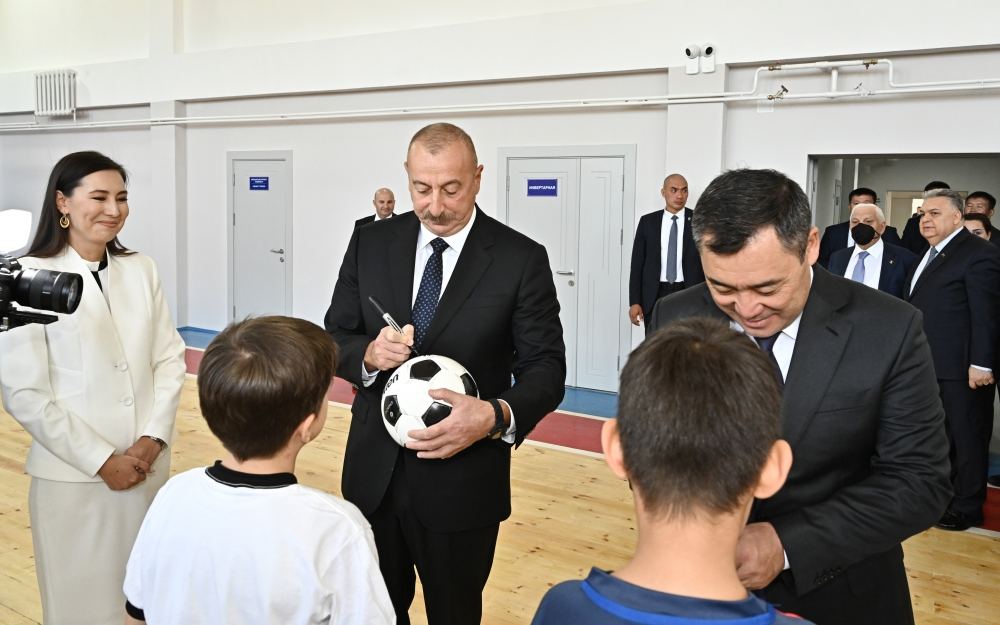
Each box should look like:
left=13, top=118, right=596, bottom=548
left=0, top=246, right=186, bottom=482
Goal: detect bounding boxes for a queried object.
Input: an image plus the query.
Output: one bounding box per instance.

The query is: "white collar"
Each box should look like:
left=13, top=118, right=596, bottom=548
left=416, top=207, right=477, bottom=255
left=929, top=225, right=963, bottom=253
left=853, top=237, right=884, bottom=259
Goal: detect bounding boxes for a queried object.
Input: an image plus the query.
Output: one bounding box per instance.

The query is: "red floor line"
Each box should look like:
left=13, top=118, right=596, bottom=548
left=185, top=348, right=603, bottom=454
left=184, top=348, right=998, bottom=530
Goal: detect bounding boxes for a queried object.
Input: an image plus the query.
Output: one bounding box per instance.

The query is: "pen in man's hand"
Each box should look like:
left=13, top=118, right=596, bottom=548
left=368, top=296, right=420, bottom=356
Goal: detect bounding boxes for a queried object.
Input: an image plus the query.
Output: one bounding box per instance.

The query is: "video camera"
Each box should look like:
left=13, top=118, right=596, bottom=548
left=0, top=209, right=83, bottom=332
left=0, top=255, right=82, bottom=332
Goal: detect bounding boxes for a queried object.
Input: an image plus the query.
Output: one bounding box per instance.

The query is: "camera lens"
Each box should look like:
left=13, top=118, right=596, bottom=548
left=15, top=267, right=83, bottom=315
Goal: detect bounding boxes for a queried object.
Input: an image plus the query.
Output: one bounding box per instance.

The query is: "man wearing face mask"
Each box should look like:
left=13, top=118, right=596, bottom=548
left=817, top=187, right=901, bottom=268
left=828, top=203, right=917, bottom=298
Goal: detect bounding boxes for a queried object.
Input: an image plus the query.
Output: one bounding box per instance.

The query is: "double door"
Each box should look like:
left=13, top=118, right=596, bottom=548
left=507, top=157, right=625, bottom=392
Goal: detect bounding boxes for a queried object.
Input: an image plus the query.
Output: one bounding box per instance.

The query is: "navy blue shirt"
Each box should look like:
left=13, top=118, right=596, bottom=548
left=532, top=569, right=814, bottom=625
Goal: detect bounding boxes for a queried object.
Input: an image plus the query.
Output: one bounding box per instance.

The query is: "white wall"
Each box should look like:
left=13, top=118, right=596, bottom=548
left=0, top=0, right=149, bottom=73
left=182, top=72, right=670, bottom=330
left=181, top=0, right=638, bottom=52
left=858, top=156, right=1000, bottom=201
left=3, top=1, right=1000, bottom=112
left=723, top=49, right=1000, bottom=194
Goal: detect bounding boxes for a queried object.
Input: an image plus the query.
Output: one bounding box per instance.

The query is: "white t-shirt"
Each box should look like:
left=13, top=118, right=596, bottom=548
left=124, top=463, right=394, bottom=625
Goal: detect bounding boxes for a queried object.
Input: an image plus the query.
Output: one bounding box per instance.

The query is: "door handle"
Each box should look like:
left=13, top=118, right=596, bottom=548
left=555, top=270, right=575, bottom=276
left=269, top=248, right=285, bottom=254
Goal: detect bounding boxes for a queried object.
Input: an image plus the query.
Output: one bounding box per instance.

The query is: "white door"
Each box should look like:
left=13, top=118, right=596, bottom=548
left=507, top=158, right=580, bottom=386
left=576, top=157, right=625, bottom=391
left=231, top=157, right=291, bottom=320
left=507, top=157, right=625, bottom=392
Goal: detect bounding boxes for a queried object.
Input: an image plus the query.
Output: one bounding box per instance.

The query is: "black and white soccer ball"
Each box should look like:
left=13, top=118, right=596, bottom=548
left=381, top=355, right=479, bottom=446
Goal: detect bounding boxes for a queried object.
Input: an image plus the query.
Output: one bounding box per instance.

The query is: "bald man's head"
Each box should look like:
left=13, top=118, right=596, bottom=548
left=373, top=188, right=395, bottom=219
left=661, top=174, right=689, bottom=213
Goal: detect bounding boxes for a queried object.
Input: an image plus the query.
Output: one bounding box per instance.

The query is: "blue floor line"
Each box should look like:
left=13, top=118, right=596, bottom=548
left=178, top=327, right=218, bottom=349
left=559, top=387, right=617, bottom=419
left=180, top=325, right=620, bottom=417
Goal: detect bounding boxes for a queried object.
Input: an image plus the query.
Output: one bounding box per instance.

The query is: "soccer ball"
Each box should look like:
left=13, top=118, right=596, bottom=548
left=381, top=355, right=479, bottom=446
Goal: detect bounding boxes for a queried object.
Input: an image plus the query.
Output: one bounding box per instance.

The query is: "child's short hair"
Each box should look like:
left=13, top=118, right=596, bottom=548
left=198, top=316, right=338, bottom=461
left=618, top=318, right=782, bottom=519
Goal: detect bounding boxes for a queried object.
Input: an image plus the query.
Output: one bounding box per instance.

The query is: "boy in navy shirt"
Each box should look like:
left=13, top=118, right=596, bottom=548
left=532, top=318, right=813, bottom=625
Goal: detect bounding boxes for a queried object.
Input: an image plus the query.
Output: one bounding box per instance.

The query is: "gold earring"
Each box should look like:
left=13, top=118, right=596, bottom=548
left=59, top=214, right=70, bottom=229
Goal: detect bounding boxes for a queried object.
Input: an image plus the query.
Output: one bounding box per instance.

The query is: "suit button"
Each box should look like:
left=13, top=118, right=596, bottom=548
left=117, top=360, right=129, bottom=371
left=122, top=396, right=134, bottom=407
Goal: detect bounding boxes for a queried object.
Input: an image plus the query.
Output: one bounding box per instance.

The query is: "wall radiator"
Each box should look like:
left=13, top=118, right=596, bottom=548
left=34, top=70, right=77, bottom=117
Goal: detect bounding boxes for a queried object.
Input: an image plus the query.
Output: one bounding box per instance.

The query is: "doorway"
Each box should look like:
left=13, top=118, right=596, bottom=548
left=500, top=146, right=636, bottom=393
left=807, top=153, right=1000, bottom=230
left=227, top=151, right=293, bottom=321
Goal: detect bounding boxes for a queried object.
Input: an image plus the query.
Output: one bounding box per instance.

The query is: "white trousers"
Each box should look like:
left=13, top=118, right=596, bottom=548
left=29, top=457, right=168, bottom=625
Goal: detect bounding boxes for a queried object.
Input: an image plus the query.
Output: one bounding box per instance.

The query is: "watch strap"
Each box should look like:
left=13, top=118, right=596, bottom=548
left=486, top=399, right=505, bottom=440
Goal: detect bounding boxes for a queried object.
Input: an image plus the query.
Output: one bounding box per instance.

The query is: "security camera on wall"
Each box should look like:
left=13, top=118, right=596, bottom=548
left=701, top=43, right=716, bottom=73
left=685, top=44, right=701, bottom=74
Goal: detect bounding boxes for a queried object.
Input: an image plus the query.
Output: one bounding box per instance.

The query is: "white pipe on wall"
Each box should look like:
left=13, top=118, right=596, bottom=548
left=1, top=58, right=999, bottom=133
left=883, top=59, right=1000, bottom=88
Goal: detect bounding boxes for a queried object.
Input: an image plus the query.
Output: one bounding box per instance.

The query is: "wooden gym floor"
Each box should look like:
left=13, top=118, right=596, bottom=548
left=1, top=377, right=998, bottom=624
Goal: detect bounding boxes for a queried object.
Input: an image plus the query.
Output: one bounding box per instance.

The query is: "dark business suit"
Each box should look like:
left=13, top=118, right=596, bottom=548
left=905, top=227, right=1000, bottom=521
left=651, top=267, right=951, bottom=625
left=827, top=241, right=918, bottom=299
left=354, top=213, right=395, bottom=229
left=325, top=209, right=565, bottom=624
left=900, top=214, right=929, bottom=255
left=628, top=207, right=704, bottom=325
left=817, top=221, right=900, bottom=269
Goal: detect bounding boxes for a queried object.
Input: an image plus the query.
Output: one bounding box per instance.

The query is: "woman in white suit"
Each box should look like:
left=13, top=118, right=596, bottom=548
left=0, top=151, right=186, bottom=625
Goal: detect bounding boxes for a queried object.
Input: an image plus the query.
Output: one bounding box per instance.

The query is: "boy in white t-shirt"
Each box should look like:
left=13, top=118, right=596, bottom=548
left=124, top=316, right=394, bottom=625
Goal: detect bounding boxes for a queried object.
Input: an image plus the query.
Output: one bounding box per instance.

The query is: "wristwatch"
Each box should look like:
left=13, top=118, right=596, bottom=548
left=486, top=399, right=505, bottom=440
left=143, top=435, right=168, bottom=450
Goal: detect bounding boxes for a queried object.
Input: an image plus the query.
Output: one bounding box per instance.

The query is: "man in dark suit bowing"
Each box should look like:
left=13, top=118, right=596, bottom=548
left=325, top=122, right=565, bottom=625
left=828, top=202, right=917, bottom=298
left=354, top=187, right=397, bottom=229
left=628, top=174, right=704, bottom=329
left=905, top=189, right=1000, bottom=531
left=817, top=187, right=901, bottom=269
left=651, top=169, right=950, bottom=625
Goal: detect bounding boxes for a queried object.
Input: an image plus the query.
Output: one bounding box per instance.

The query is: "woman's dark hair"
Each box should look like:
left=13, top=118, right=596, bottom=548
left=963, top=212, right=992, bottom=232
left=27, top=150, right=133, bottom=258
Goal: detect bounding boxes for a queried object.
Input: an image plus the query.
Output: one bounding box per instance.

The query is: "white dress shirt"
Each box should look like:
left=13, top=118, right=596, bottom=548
left=410, top=209, right=477, bottom=306
left=659, top=208, right=686, bottom=283
left=843, top=238, right=884, bottom=291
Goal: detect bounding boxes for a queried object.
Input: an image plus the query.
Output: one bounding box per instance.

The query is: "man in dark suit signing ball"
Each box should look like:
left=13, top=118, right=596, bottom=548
left=651, top=168, right=951, bottom=625
left=325, top=122, right=566, bottom=625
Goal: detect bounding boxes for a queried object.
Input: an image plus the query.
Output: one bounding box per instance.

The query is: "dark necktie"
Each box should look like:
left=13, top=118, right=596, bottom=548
left=666, top=215, right=679, bottom=283
left=753, top=333, right=785, bottom=391
left=910, top=246, right=938, bottom=295
left=412, top=238, right=449, bottom=350
left=924, top=245, right=939, bottom=270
